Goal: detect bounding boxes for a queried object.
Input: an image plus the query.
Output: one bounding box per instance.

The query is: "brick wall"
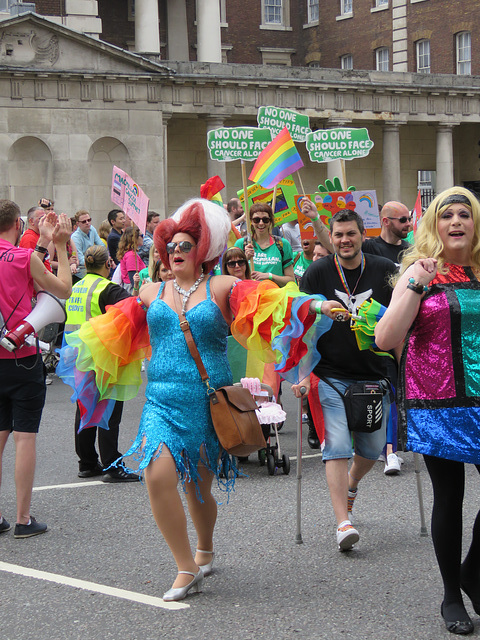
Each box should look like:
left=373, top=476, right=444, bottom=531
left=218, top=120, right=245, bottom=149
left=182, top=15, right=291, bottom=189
left=32, top=0, right=63, bottom=14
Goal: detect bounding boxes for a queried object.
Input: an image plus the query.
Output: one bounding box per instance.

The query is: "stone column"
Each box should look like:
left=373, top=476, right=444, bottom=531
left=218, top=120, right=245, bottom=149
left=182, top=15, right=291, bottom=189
left=135, top=0, right=160, bottom=54
left=166, top=0, right=189, bottom=61
left=382, top=122, right=402, bottom=203
left=205, top=116, right=226, bottom=193
left=197, top=0, right=222, bottom=63
left=436, top=124, right=457, bottom=193
left=326, top=119, right=350, bottom=189
left=162, top=112, right=172, bottom=216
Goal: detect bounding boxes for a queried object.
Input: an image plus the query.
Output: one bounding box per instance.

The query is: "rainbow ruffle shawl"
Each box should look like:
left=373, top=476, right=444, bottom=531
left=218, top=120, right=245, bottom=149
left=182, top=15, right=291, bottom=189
left=57, top=280, right=332, bottom=430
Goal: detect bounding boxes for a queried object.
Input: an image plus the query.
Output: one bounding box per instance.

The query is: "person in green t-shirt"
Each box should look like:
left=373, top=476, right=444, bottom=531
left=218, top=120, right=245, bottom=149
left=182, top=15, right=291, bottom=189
left=234, top=203, right=294, bottom=287
left=293, top=238, right=315, bottom=283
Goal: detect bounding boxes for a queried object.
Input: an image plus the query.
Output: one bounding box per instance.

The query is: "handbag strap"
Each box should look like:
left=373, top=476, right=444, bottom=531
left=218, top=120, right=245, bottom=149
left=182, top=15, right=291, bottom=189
left=172, top=285, right=210, bottom=385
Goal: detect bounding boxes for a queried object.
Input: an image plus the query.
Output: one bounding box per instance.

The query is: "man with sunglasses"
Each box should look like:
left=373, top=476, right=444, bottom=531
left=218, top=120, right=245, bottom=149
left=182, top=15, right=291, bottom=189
left=362, top=201, right=412, bottom=266
left=71, top=210, right=104, bottom=280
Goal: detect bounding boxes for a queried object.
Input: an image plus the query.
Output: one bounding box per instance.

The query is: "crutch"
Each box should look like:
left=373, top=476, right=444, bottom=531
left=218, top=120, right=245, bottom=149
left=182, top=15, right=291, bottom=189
left=414, top=452, right=428, bottom=536
left=296, top=386, right=307, bottom=544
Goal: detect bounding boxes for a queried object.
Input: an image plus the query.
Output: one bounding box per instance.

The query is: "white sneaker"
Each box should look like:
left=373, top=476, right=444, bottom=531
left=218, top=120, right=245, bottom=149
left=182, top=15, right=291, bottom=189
left=45, top=374, right=54, bottom=386
left=336, top=520, right=359, bottom=551
left=384, top=453, right=401, bottom=475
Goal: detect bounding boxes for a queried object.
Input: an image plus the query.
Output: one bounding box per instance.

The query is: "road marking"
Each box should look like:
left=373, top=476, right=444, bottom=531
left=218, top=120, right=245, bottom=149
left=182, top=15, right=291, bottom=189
left=0, top=561, right=189, bottom=610
left=33, top=481, right=105, bottom=491
left=289, top=453, right=323, bottom=461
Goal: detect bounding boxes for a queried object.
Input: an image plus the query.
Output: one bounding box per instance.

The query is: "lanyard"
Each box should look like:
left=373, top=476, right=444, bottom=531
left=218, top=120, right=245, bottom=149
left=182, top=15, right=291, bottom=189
left=334, top=253, right=365, bottom=311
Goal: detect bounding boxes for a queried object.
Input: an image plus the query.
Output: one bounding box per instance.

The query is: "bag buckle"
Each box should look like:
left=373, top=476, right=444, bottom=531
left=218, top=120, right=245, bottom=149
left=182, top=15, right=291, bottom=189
left=179, top=320, right=190, bottom=332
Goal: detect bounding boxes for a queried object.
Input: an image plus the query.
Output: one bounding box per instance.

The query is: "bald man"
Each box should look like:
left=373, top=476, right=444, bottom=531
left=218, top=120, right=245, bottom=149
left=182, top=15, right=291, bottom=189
left=362, top=201, right=412, bottom=265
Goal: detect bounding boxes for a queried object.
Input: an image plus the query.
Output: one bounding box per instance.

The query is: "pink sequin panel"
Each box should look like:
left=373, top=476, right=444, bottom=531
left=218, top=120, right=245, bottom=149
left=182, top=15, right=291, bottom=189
left=405, top=291, right=455, bottom=399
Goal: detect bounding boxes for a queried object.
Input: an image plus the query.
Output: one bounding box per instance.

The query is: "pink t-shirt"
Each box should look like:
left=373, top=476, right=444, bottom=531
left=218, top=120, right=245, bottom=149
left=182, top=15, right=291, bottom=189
left=0, top=239, right=36, bottom=358
left=120, top=250, right=146, bottom=284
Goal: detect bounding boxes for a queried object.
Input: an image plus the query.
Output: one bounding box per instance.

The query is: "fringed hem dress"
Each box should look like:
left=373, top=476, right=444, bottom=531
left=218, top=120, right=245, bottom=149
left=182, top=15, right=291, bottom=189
left=397, top=264, right=480, bottom=464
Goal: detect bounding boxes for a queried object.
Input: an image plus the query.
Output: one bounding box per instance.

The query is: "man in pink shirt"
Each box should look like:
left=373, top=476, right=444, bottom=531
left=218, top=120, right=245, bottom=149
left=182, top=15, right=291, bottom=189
left=0, top=202, right=72, bottom=538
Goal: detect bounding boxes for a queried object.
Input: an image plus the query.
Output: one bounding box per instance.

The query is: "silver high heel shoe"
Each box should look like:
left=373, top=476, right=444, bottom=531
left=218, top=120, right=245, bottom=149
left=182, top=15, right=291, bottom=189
left=162, top=569, right=204, bottom=602
left=196, top=549, right=215, bottom=577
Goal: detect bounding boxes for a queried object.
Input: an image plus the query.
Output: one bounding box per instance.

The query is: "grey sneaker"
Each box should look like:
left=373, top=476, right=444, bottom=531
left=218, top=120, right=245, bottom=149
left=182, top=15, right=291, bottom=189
left=14, top=517, right=47, bottom=538
left=0, top=517, right=11, bottom=534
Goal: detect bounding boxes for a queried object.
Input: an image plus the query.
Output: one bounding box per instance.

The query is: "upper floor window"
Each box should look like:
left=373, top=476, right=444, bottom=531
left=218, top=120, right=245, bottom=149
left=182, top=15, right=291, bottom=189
left=341, top=54, right=353, bottom=69
left=376, top=47, right=389, bottom=71
left=308, top=0, right=319, bottom=22
left=341, top=0, right=353, bottom=15
left=264, top=0, right=283, bottom=24
left=376, top=0, right=388, bottom=5
left=456, top=31, right=471, bottom=75
left=416, top=39, right=430, bottom=73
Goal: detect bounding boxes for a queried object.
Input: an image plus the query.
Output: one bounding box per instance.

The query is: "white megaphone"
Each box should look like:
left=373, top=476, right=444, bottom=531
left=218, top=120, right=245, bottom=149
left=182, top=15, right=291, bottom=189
left=0, top=291, right=66, bottom=352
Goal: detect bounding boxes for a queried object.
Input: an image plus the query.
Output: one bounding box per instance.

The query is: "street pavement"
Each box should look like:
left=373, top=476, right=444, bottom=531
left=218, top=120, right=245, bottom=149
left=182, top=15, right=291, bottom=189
left=1, top=374, right=479, bottom=640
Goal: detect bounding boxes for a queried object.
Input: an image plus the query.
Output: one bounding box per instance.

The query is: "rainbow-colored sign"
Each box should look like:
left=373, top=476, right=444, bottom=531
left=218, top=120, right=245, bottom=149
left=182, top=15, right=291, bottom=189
left=111, top=166, right=149, bottom=233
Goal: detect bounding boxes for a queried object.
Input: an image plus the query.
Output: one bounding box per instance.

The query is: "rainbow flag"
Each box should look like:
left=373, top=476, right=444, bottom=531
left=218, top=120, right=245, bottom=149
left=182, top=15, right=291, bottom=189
left=249, top=127, right=304, bottom=188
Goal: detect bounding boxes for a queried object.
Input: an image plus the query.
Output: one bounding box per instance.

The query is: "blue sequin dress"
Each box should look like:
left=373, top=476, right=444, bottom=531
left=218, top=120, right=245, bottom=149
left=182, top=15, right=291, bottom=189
left=119, top=277, right=234, bottom=489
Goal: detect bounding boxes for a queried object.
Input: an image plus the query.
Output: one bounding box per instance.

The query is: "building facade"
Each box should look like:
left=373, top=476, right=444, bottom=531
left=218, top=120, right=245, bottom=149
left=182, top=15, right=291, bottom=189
left=0, top=1, right=478, bottom=222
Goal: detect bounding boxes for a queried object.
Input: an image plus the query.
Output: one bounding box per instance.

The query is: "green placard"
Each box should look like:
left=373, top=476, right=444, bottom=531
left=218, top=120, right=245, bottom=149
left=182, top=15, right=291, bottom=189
left=207, top=127, right=272, bottom=162
left=237, top=177, right=299, bottom=225
left=257, top=106, right=311, bottom=142
left=306, top=128, right=374, bottom=163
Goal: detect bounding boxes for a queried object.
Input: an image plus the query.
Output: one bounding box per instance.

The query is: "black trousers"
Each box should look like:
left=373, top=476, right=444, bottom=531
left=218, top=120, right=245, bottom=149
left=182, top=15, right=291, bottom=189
left=74, top=400, right=123, bottom=471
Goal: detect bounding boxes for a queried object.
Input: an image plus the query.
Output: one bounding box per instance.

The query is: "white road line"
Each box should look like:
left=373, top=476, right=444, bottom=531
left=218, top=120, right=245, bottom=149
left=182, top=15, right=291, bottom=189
left=33, top=481, right=105, bottom=491
left=0, top=561, right=189, bottom=610
left=289, top=452, right=323, bottom=461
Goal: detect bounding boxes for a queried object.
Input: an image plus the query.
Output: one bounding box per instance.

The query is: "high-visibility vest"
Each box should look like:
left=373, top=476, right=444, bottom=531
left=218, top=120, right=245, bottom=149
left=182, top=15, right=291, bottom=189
left=64, top=273, right=111, bottom=333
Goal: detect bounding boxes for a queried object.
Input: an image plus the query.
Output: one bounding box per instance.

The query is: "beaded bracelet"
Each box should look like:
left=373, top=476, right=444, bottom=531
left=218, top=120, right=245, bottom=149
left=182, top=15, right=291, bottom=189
left=407, top=277, right=429, bottom=294
left=34, top=245, right=48, bottom=254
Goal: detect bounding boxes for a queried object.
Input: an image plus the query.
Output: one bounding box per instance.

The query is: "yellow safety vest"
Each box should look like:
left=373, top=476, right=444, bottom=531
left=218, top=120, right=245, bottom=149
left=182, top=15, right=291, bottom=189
left=64, top=273, right=111, bottom=333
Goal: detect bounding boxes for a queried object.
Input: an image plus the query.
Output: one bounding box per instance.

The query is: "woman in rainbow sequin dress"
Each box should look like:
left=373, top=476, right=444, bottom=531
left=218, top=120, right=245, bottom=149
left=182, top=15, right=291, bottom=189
left=376, top=187, right=480, bottom=635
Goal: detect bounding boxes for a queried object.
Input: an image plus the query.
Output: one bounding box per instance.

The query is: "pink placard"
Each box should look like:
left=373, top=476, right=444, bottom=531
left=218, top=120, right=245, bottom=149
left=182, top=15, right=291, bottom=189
left=111, top=165, right=149, bottom=234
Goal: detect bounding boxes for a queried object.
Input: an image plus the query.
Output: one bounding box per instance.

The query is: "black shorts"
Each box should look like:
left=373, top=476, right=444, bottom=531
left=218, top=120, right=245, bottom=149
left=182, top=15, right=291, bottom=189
left=0, top=355, right=46, bottom=433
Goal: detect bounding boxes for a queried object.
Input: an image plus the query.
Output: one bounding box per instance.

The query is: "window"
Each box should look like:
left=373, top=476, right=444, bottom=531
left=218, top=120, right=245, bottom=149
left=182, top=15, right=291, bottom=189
left=341, top=54, right=353, bottom=69
left=128, top=0, right=135, bottom=20
left=0, top=0, right=8, bottom=11
left=418, top=170, right=436, bottom=208
left=264, top=0, right=282, bottom=24
left=416, top=39, right=430, bottom=73
left=456, top=31, right=471, bottom=75
left=376, top=47, right=389, bottom=71
left=341, top=0, right=353, bottom=14
left=376, top=0, right=388, bottom=5
left=308, top=0, right=319, bottom=22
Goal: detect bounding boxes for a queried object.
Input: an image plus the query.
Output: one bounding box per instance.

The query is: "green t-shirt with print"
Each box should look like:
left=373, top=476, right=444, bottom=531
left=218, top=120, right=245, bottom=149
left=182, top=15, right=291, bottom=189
left=293, top=252, right=313, bottom=280
left=234, top=237, right=293, bottom=276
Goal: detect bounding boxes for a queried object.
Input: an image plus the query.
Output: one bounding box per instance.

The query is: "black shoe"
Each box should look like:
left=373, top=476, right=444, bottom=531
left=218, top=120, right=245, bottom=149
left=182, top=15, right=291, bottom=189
left=307, top=424, right=320, bottom=449
left=441, top=602, right=474, bottom=635
left=14, top=517, right=47, bottom=539
left=102, top=468, right=140, bottom=483
left=461, top=579, right=480, bottom=616
left=78, top=464, right=104, bottom=478
left=0, top=517, right=11, bottom=534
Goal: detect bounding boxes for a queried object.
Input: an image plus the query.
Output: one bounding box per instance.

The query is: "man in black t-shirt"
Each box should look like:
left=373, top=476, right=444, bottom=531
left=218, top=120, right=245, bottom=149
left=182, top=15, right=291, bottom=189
left=294, top=210, right=397, bottom=552
left=362, top=201, right=412, bottom=266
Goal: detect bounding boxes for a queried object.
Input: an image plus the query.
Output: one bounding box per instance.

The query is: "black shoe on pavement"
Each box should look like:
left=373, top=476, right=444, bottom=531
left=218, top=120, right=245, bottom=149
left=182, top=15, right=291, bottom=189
left=14, top=517, right=47, bottom=539
left=78, top=464, right=104, bottom=478
left=0, top=517, right=11, bottom=534
left=102, top=468, right=140, bottom=483
left=307, top=424, right=320, bottom=449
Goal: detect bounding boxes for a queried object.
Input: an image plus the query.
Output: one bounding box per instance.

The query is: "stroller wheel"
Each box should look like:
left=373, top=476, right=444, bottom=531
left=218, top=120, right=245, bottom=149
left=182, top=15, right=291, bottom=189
left=282, top=454, right=290, bottom=475
left=266, top=453, right=276, bottom=476
left=258, top=448, right=266, bottom=466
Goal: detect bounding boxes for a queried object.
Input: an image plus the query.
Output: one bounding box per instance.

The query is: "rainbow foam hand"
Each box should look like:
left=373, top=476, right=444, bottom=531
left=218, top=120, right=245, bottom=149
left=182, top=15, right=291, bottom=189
left=350, top=298, right=389, bottom=353
left=317, top=177, right=356, bottom=192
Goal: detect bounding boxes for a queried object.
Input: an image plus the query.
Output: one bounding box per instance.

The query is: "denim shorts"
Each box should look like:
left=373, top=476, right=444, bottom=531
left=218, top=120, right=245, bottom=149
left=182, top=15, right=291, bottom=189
left=317, top=376, right=389, bottom=462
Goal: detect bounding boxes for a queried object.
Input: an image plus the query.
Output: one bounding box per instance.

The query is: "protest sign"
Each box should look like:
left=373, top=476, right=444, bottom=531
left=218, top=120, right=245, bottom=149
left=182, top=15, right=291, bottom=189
left=111, top=166, right=149, bottom=233
left=306, top=128, right=374, bottom=163
left=207, top=127, right=272, bottom=162
left=238, top=177, right=299, bottom=226
left=294, top=190, right=380, bottom=239
left=257, top=106, right=311, bottom=142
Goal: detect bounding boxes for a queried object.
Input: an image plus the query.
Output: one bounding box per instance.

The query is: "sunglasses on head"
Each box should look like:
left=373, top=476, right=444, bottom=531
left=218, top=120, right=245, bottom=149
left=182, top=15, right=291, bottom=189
left=387, top=216, right=412, bottom=224
left=252, top=216, right=271, bottom=224
left=166, top=240, right=196, bottom=254
left=226, top=259, right=247, bottom=268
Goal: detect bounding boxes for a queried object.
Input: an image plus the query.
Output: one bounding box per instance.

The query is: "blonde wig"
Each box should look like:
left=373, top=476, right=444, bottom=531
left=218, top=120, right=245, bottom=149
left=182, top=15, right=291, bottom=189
left=399, top=186, right=480, bottom=276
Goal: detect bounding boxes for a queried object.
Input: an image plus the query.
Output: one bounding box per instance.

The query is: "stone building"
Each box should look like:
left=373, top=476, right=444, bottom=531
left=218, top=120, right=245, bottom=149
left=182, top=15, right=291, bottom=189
left=0, top=1, right=478, bottom=222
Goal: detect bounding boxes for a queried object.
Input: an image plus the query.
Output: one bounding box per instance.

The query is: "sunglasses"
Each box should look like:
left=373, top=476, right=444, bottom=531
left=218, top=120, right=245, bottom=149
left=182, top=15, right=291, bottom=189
left=252, top=217, right=271, bottom=224
left=79, top=218, right=92, bottom=223
left=387, top=216, right=412, bottom=224
left=166, top=241, right=196, bottom=254
left=226, top=259, right=247, bottom=268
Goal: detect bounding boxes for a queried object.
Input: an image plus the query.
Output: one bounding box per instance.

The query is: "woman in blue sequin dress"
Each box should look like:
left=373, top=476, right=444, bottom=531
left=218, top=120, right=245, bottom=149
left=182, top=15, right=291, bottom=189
left=376, top=187, right=480, bottom=635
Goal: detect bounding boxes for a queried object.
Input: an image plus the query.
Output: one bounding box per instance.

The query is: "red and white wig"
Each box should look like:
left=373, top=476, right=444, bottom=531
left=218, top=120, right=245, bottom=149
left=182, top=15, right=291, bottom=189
left=154, top=198, right=231, bottom=274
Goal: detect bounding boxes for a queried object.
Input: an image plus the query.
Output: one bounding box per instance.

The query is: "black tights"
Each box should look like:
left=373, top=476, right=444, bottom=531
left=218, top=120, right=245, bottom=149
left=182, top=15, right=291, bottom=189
left=423, top=455, right=480, bottom=618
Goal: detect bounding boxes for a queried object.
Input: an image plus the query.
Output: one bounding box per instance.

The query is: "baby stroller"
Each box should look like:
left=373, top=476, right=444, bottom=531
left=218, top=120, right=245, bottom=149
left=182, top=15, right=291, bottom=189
left=236, top=379, right=290, bottom=476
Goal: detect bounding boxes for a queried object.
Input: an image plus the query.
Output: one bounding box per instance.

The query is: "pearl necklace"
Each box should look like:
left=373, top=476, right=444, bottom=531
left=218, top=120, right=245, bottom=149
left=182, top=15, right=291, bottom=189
left=174, top=273, right=205, bottom=315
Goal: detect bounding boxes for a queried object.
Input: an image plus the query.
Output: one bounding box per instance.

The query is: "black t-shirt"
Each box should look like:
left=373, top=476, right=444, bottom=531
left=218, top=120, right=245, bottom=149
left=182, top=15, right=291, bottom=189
left=362, top=236, right=410, bottom=266
left=300, top=253, right=397, bottom=380
left=107, top=229, right=122, bottom=265
left=98, top=281, right=131, bottom=314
